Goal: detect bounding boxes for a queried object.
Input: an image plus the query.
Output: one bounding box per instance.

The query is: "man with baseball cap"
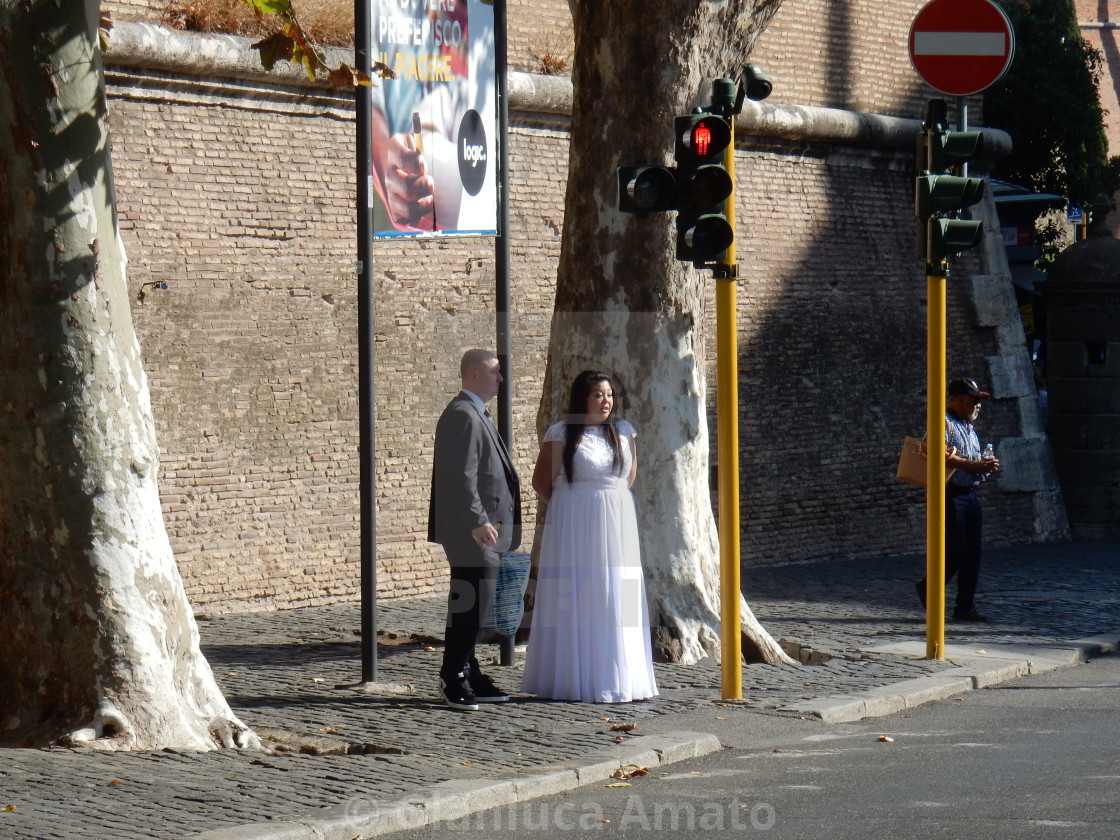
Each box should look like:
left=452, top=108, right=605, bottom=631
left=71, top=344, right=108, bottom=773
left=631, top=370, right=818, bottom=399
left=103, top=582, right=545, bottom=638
left=916, top=378, right=1000, bottom=622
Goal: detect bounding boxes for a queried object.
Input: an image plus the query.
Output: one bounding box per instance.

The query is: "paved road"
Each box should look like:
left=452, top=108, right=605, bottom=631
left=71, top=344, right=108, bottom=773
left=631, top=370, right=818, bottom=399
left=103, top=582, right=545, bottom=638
left=0, top=539, right=1116, bottom=839
left=378, top=653, right=1120, bottom=839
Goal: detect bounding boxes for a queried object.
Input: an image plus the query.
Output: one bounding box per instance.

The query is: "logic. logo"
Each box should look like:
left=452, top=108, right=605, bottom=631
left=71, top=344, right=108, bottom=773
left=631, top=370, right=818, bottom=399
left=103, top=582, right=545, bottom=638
left=457, top=109, right=487, bottom=196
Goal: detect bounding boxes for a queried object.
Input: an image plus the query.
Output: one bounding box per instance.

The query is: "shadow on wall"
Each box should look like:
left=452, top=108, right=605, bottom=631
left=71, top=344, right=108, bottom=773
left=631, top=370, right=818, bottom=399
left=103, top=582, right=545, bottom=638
left=732, top=2, right=1046, bottom=566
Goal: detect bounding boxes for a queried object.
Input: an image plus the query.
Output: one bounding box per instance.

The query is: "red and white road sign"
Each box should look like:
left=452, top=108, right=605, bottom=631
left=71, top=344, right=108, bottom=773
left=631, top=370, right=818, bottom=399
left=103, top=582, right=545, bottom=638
left=909, top=0, right=1016, bottom=97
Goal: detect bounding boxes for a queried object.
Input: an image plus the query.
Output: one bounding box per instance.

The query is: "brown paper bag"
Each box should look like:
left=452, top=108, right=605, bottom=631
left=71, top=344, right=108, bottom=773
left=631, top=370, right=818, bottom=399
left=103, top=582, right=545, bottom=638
left=896, top=436, right=957, bottom=487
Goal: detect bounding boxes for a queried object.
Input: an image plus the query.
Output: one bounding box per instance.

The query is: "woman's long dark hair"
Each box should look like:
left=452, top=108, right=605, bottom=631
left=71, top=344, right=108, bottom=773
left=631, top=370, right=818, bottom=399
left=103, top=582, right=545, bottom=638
left=562, top=370, right=623, bottom=483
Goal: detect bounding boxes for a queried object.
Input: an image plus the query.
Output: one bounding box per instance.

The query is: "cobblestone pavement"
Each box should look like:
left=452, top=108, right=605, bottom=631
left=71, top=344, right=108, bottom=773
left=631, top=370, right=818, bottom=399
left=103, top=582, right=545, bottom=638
left=1, top=539, right=1116, bottom=839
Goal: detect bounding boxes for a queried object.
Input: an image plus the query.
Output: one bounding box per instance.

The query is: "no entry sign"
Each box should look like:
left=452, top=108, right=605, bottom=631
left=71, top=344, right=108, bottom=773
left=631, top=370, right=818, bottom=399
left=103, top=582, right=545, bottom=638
left=909, top=0, right=1016, bottom=97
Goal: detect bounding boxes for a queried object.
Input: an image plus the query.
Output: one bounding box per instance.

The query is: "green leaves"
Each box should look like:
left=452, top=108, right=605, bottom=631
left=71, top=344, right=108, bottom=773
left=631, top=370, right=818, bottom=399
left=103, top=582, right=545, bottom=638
left=984, top=0, right=1110, bottom=205
left=242, top=0, right=296, bottom=19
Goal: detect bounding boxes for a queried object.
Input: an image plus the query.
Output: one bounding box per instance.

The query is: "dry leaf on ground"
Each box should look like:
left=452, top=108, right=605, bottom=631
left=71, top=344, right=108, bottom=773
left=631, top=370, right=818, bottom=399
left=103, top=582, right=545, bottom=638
left=612, top=763, right=648, bottom=780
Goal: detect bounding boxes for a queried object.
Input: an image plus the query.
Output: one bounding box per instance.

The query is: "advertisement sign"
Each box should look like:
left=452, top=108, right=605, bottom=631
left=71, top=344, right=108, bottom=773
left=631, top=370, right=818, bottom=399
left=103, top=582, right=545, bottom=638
left=370, top=0, right=497, bottom=237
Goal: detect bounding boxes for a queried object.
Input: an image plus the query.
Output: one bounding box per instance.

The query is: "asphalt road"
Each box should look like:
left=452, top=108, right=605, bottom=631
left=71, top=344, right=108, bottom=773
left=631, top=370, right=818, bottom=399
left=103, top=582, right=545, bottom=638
left=381, top=653, right=1120, bottom=839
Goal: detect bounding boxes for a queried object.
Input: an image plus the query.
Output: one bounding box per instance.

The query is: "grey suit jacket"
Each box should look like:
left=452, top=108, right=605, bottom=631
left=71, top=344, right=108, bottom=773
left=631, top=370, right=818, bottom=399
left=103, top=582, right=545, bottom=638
left=428, top=394, right=521, bottom=557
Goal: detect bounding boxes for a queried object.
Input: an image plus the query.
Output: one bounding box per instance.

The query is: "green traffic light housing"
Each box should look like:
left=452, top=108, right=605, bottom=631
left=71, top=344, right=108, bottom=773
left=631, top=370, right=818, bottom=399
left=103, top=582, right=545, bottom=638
left=678, top=214, right=734, bottom=264
left=618, top=165, right=677, bottom=213
left=918, top=218, right=984, bottom=262
left=678, top=164, right=733, bottom=211
left=674, top=112, right=733, bottom=266
left=914, top=98, right=989, bottom=268
left=916, top=174, right=986, bottom=217
left=930, top=130, right=987, bottom=174
left=615, top=79, right=752, bottom=272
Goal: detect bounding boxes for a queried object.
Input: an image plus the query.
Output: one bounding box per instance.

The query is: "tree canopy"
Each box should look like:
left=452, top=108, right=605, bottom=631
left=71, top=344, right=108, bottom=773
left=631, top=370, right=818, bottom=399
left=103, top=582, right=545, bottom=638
left=984, top=0, right=1111, bottom=205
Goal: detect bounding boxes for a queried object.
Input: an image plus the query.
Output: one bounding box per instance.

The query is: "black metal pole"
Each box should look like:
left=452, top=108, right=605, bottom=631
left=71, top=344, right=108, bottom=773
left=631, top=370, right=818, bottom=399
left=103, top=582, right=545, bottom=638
left=356, top=0, right=378, bottom=683
left=495, top=0, right=515, bottom=667
left=957, top=95, right=968, bottom=177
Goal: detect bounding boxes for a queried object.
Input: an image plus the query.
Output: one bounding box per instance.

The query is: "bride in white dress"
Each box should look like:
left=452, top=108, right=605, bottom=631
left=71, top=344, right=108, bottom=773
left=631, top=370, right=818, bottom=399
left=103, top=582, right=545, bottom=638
left=521, top=370, right=658, bottom=703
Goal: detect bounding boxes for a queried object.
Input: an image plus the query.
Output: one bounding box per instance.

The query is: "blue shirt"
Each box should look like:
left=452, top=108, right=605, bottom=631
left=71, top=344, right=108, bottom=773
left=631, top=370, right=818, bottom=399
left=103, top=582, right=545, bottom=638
left=946, top=411, right=983, bottom=489
left=460, top=389, right=489, bottom=417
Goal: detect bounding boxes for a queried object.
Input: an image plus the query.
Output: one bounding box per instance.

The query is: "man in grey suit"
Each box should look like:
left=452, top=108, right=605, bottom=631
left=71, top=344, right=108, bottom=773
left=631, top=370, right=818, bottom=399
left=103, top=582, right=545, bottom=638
left=429, top=349, right=522, bottom=710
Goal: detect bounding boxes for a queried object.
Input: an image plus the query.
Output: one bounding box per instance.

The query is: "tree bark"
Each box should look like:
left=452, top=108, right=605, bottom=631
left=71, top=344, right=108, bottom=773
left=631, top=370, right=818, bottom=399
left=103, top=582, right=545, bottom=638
left=0, top=0, right=256, bottom=749
left=541, top=0, right=794, bottom=665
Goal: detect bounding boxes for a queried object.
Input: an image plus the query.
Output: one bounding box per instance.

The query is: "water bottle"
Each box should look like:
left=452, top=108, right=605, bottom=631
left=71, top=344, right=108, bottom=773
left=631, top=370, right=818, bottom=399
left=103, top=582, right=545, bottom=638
left=982, top=442, right=994, bottom=461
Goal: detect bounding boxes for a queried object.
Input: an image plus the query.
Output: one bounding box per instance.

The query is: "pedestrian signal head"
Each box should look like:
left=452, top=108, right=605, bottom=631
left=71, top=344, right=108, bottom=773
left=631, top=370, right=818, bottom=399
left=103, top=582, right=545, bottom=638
left=618, top=165, right=677, bottom=213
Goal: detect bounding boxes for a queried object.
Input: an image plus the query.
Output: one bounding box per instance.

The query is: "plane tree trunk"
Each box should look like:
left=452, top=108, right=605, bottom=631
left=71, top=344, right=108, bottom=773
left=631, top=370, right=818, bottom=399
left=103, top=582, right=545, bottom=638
left=539, top=0, right=795, bottom=665
left=0, top=0, right=256, bottom=749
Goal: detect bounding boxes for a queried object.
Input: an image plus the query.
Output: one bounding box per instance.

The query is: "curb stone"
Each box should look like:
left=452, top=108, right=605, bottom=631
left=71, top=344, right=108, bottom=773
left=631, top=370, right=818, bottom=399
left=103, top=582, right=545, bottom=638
left=188, top=731, right=722, bottom=840
left=778, top=639, right=1117, bottom=723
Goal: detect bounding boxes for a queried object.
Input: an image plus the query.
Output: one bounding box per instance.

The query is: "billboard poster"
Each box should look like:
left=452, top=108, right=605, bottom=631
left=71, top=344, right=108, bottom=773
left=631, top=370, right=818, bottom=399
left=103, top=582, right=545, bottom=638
left=370, top=0, right=497, bottom=237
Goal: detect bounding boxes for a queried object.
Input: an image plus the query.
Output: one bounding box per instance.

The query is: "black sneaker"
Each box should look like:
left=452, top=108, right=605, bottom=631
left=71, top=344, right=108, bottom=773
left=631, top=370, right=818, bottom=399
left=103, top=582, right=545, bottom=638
left=952, top=607, right=988, bottom=622
left=439, top=672, right=479, bottom=711
left=467, top=665, right=510, bottom=703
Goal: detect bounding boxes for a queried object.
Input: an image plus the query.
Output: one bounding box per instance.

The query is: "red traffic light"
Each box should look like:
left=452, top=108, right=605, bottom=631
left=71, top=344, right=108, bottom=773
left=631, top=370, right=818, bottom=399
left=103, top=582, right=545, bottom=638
left=675, top=114, right=731, bottom=163
left=692, top=122, right=713, bottom=156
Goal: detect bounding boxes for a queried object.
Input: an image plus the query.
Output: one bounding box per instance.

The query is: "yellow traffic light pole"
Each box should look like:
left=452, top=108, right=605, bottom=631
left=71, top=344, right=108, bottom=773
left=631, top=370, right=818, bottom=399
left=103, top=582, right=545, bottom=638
left=717, top=117, right=742, bottom=699
left=917, top=97, right=986, bottom=660
left=707, top=70, right=770, bottom=698
left=925, top=256, right=947, bottom=660
left=618, top=73, right=769, bottom=698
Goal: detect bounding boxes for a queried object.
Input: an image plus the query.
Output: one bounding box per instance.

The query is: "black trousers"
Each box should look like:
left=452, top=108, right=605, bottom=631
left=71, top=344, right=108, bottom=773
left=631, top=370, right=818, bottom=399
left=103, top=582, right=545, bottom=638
left=441, top=545, right=499, bottom=678
left=945, top=488, right=982, bottom=610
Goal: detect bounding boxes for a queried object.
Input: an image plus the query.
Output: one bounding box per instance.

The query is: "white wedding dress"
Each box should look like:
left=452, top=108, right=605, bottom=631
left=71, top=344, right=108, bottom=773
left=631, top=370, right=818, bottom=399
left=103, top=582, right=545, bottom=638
left=521, top=420, right=658, bottom=703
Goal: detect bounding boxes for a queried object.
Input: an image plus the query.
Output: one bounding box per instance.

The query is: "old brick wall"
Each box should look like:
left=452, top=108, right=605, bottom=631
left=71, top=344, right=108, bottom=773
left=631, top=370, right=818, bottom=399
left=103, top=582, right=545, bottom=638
left=102, top=0, right=951, bottom=117
left=106, top=64, right=569, bottom=610
left=1076, top=1, right=1120, bottom=155
left=754, top=0, right=936, bottom=117
left=497, top=0, right=969, bottom=118
left=98, top=3, right=1050, bottom=614
left=725, top=139, right=1037, bottom=565
left=105, top=0, right=162, bottom=20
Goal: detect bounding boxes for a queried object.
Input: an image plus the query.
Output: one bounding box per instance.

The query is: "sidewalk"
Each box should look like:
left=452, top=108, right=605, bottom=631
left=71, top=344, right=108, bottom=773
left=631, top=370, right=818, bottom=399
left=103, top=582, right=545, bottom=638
left=1, top=539, right=1117, bottom=839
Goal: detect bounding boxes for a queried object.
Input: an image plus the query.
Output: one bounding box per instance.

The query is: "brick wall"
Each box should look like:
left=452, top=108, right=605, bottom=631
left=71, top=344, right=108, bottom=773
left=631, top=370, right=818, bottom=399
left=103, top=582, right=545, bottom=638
left=1076, top=1, right=1120, bottom=155
left=724, top=140, right=1036, bottom=564
left=754, top=0, right=937, bottom=117
left=106, top=70, right=571, bottom=610
left=103, top=0, right=947, bottom=115
left=504, top=0, right=970, bottom=118
left=99, top=6, right=1052, bottom=614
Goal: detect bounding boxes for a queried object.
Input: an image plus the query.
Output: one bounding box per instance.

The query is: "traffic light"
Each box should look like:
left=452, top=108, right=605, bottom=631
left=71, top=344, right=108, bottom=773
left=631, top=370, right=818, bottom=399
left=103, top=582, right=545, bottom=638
left=617, top=165, right=677, bottom=213
left=674, top=112, right=734, bottom=266
left=615, top=72, right=767, bottom=272
left=915, top=99, right=986, bottom=266
left=928, top=127, right=987, bottom=174
left=916, top=174, right=985, bottom=258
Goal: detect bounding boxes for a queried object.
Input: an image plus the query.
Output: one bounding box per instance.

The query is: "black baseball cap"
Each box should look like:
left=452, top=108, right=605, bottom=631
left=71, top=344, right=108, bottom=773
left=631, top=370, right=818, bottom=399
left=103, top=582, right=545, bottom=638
left=948, top=378, right=990, bottom=398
